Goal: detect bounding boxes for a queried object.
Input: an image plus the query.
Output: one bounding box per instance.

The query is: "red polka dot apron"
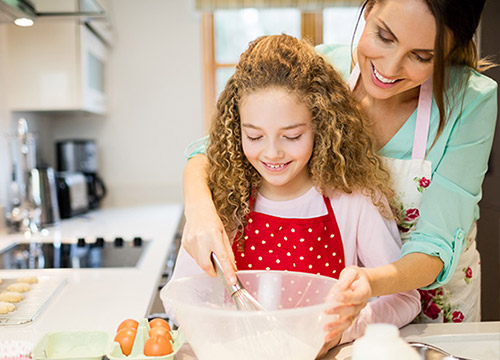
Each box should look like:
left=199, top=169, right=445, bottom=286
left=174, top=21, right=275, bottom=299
left=233, top=195, right=345, bottom=279
left=348, top=65, right=481, bottom=323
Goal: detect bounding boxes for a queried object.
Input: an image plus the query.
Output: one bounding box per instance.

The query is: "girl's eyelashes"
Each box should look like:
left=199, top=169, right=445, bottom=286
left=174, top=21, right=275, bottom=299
left=284, top=134, right=302, bottom=141
left=246, top=135, right=262, bottom=141
left=244, top=133, right=302, bottom=141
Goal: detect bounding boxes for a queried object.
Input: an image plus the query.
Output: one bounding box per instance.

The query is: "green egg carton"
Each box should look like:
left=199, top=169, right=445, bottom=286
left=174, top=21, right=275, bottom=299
left=106, top=318, right=185, bottom=360
left=32, top=330, right=110, bottom=360
left=31, top=319, right=184, bottom=360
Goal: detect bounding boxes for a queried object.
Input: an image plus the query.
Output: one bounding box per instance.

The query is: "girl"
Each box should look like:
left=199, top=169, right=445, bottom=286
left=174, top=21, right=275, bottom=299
left=165, top=34, right=420, bottom=353
left=181, top=0, right=497, bottom=335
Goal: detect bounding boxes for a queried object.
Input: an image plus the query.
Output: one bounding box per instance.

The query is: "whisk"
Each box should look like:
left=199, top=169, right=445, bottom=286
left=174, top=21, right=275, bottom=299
left=211, top=253, right=266, bottom=311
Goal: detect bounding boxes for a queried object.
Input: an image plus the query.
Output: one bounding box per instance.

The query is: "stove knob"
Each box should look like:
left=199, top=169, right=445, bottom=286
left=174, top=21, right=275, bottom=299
left=77, top=238, right=86, bottom=247
left=133, top=237, right=143, bottom=247
left=114, top=237, right=124, bottom=247
left=96, top=237, right=105, bottom=247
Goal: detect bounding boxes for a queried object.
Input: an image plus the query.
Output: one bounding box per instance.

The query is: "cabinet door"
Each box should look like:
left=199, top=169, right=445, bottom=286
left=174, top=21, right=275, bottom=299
left=7, top=21, right=80, bottom=112
left=6, top=21, right=107, bottom=114
left=80, top=24, right=107, bottom=114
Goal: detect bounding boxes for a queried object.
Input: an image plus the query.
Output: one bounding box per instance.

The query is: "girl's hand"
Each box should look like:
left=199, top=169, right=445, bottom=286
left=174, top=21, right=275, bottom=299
left=323, top=266, right=372, bottom=340
left=181, top=200, right=237, bottom=284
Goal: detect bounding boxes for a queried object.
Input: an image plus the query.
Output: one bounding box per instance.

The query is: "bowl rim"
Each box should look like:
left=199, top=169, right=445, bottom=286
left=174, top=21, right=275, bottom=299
left=164, top=270, right=336, bottom=317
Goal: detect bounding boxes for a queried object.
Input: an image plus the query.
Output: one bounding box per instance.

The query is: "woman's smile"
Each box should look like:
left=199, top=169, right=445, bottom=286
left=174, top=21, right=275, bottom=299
left=371, top=62, right=401, bottom=88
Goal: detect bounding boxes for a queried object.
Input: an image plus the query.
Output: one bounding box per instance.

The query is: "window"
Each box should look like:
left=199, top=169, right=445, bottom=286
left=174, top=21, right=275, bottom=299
left=214, top=9, right=301, bottom=96
left=323, top=7, right=364, bottom=45
left=202, top=6, right=362, bottom=129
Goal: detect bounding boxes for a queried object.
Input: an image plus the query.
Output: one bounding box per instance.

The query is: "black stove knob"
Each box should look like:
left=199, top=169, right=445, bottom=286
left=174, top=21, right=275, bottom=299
left=77, top=238, right=86, bottom=247
left=96, top=237, right=105, bottom=247
left=114, top=237, right=124, bottom=247
left=133, top=237, right=143, bottom=247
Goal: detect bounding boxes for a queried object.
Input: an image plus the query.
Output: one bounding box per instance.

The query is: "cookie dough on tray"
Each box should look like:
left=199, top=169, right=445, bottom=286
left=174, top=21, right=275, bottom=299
left=0, top=291, right=24, bottom=303
left=16, top=276, right=38, bottom=284
left=0, top=301, right=15, bottom=314
left=7, top=283, right=31, bottom=293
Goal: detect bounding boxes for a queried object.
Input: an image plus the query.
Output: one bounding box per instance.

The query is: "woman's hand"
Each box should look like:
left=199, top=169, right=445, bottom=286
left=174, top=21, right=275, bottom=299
left=182, top=199, right=237, bottom=283
left=182, top=154, right=237, bottom=284
left=323, top=266, right=373, bottom=341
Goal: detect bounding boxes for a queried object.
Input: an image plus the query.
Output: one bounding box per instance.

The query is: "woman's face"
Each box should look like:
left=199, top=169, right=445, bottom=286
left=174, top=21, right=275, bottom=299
left=356, top=0, right=436, bottom=100
left=240, top=87, right=314, bottom=200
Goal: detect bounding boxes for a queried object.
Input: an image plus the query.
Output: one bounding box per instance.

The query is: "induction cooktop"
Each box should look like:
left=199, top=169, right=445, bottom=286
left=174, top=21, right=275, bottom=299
left=0, top=237, right=150, bottom=269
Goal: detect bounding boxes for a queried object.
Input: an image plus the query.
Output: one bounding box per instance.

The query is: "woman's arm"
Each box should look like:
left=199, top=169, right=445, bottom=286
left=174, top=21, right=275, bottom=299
left=324, top=253, right=440, bottom=339
left=323, top=193, right=427, bottom=345
left=182, top=154, right=237, bottom=284
left=401, top=70, right=497, bottom=287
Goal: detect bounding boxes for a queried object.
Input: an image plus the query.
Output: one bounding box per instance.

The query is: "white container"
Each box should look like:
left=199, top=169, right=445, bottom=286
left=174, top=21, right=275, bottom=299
left=163, top=270, right=337, bottom=360
left=352, top=324, right=420, bottom=360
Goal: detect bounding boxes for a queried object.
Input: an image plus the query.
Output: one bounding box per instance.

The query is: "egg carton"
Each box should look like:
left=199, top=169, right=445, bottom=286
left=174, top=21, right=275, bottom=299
left=31, top=318, right=184, bottom=360
left=107, top=318, right=184, bottom=360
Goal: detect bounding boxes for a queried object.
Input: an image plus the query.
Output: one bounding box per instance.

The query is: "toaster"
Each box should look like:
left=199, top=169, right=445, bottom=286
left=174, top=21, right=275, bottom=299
left=56, top=172, right=89, bottom=218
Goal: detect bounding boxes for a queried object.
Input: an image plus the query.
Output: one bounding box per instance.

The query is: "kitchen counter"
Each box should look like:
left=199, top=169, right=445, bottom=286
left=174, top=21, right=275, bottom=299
left=175, top=321, right=500, bottom=360
left=0, top=203, right=183, bottom=343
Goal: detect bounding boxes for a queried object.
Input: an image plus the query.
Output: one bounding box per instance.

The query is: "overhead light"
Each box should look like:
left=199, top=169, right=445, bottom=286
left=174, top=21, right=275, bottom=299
left=14, top=17, right=34, bottom=26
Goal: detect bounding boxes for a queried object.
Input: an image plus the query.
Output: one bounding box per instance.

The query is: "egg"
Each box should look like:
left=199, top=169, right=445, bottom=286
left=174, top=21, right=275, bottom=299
left=144, top=335, right=173, bottom=356
left=114, top=327, right=137, bottom=356
left=148, top=326, right=172, bottom=341
left=116, top=318, right=139, bottom=332
left=149, top=318, right=171, bottom=331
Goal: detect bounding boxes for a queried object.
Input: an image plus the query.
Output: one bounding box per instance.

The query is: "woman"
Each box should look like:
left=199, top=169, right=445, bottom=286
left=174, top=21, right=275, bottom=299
left=181, top=0, right=497, bottom=339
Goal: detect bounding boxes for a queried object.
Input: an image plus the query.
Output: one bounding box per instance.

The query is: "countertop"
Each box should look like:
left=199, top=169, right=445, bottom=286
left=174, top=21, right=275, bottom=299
left=175, top=321, right=500, bottom=360
left=0, top=203, right=183, bottom=342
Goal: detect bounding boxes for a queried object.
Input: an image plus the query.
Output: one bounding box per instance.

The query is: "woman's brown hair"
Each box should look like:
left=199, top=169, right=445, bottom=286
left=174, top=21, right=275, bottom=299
left=206, top=34, right=394, bottom=245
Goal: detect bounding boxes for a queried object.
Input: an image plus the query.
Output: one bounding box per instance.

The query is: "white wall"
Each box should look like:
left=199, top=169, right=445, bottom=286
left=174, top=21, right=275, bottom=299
left=0, top=0, right=204, bottom=217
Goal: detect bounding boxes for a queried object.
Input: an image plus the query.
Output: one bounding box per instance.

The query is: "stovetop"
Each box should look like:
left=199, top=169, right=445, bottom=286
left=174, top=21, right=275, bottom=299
left=0, top=237, right=150, bottom=269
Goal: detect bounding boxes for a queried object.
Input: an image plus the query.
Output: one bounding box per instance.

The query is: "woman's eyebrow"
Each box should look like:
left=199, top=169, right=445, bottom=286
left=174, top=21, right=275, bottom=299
left=380, top=20, right=434, bottom=53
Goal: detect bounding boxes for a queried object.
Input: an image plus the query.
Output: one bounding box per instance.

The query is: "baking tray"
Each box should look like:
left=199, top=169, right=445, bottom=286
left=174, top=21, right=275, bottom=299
left=0, top=275, right=67, bottom=325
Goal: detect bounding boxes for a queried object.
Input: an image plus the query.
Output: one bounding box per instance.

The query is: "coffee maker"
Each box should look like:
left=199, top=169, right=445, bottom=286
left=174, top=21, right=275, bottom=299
left=56, top=140, right=107, bottom=213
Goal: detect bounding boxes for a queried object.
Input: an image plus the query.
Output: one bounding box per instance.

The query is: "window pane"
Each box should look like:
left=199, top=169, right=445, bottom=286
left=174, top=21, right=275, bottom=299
left=216, top=67, right=236, bottom=98
left=214, top=9, right=301, bottom=64
left=323, top=7, right=365, bottom=45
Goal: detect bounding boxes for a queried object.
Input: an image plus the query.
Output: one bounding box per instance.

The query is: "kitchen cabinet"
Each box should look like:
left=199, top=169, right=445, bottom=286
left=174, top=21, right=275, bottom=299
left=5, top=20, right=108, bottom=114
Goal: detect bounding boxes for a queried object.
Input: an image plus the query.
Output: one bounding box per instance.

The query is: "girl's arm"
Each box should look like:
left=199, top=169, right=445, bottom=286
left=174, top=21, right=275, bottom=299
left=182, top=154, right=237, bottom=284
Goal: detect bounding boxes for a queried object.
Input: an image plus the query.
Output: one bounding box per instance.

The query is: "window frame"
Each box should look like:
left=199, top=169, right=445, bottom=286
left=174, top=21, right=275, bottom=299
left=201, top=12, right=323, bottom=130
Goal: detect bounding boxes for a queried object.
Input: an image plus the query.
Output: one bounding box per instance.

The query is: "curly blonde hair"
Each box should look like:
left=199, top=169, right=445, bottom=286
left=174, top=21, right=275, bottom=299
left=207, top=34, right=394, bottom=245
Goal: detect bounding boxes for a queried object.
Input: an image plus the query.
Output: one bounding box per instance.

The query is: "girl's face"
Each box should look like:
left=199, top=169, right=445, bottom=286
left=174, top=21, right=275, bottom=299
left=356, top=0, right=436, bottom=100
left=240, top=87, right=314, bottom=201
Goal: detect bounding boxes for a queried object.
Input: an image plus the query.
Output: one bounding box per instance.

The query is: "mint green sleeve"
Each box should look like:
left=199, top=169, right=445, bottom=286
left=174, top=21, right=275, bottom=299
left=400, top=71, right=498, bottom=289
left=184, top=136, right=209, bottom=160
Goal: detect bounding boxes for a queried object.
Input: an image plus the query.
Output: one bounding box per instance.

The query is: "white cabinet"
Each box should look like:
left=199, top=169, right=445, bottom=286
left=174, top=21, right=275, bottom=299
left=6, top=20, right=108, bottom=114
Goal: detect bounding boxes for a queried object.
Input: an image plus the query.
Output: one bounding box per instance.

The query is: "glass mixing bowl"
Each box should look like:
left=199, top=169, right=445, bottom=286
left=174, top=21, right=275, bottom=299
left=162, top=270, right=337, bottom=360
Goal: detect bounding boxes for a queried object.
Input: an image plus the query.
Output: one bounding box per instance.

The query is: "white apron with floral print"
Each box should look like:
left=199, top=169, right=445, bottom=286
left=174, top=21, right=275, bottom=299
left=348, top=67, right=480, bottom=323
